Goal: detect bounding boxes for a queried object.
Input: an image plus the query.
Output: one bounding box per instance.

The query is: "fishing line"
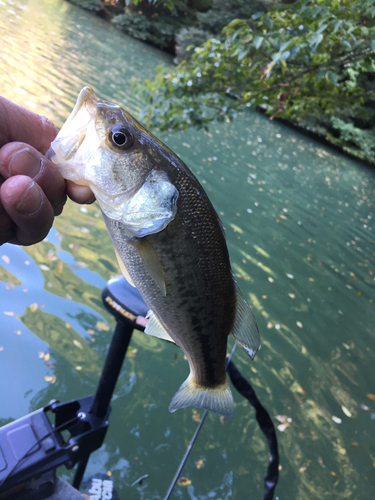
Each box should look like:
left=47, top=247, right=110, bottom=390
left=0, top=415, right=80, bottom=491
left=164, top=343, right=237, bottom=500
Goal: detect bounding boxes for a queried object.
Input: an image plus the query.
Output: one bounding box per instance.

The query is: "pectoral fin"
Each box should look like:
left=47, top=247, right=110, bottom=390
left=231, top=284, right=260, bottom=359
left=145, top=310, right=175, bottom=343
left=132, top=238, right=166, bottom=296
left=114, top=248, right=135, bottom=287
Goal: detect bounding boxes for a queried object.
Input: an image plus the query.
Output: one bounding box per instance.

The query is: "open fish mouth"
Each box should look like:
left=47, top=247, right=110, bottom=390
left=46, top=86, right=99, bottom=164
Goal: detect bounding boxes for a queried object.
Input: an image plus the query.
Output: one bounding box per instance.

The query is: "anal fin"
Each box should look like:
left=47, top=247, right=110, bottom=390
left=231, top=284, right=260, bottom=359
left=145, top=310, right=175, bottom=344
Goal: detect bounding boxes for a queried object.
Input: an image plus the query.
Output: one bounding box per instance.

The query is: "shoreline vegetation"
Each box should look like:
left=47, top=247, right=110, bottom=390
left=67, top=0, right=375, bottom=165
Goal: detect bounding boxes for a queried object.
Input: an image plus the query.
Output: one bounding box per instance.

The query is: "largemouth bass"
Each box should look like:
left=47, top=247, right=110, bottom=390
left=48, top=87, right=260, bottom=417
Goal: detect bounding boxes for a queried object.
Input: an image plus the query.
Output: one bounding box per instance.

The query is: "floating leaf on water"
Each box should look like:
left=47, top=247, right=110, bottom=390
left=57, top=262, right=63, bottom=275
left=25, top=260, right=30, bottom=265
left=0, top=347, right=4, bottom=351
left=275, top=415, right=292, bottom=424
left=178, top=477, right=192, bottom=487
left=299, top=466, right=307, bottom=473
left=45, top=250, right=57, bottom=261
left=87, top=329, right=95, bottom=335
left=75, top=366, right=82, bottom=371
left=77, top=261, right=88, bottom=268
left=267, top=322, right=273, bottom=328
left=96, top=321, right=110, bottom=331
left=30, top=303, right=38, bottom=312
left=47, top=282, right=53, bottom=288
left=14, top=330, right=22, bottom=335
left=65, top=323, right=71, bottom=329
left=2, top=255, right=10, bottom=264
left=296, top=321, right=303, bottom=328
left=277, top=423, right=289, bottom=432
left=40, top=265, right=50, bottom=271
left=44, top=375, right=56, bottom=384
left=350, top=442, right=359, bottom=448
left=341, top=405, right=352, bottom=417
left=192, top=409, right=201, bottom=422
left=286, top=273, right=294, bottom=279
left=73, top=340, right=83, bottom=349
left=288, top=293, right=295, bottom=299
left=268, top=277, right=274, bottom=283
left=360, top=403, right=369, bottom=411
left=366, top=393, right=375, bottom=402
left=5, top=282, right=15, bottom=290
left=332, top=416, right=342, bottom=424
left=196, top=459, right=204, bottom=469
left=4, top=311, right=15, bottom=316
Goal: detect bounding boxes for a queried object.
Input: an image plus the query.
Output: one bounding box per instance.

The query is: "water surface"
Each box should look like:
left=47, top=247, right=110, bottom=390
left=0, top=1, right=374, bottom=499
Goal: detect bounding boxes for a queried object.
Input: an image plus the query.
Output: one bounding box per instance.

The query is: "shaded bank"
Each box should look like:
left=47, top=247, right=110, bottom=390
left=66, top=0, right=375, bottom=166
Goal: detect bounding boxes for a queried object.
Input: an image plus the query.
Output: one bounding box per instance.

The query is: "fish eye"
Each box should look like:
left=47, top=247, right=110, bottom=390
left=109, top=127, right=134, bottom=150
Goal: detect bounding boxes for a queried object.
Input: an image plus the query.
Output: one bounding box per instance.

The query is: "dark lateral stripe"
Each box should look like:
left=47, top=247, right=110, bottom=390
left=227, top=361, right=279, bottom=500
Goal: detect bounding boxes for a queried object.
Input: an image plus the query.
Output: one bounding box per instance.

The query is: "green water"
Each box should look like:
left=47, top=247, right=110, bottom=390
left=1, top=0, right=375, bottom=498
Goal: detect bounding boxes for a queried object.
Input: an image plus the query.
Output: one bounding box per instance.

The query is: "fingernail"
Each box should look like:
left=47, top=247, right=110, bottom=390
left=9, top=148, right=42, bottom=179
left=16, top=181, right=43, bottom=215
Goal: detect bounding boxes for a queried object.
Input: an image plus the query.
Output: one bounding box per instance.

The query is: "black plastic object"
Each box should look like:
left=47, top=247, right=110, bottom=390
left=0, top=396, right=107, bottom=496
left=73, top=275, right=149, bottom=489
left=227, top=361, right=279, bottom=500
left=0, top=275, right=149, bottom=498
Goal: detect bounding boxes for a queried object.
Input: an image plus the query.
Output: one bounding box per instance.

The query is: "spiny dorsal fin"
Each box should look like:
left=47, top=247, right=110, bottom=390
left=114, top=247, right=135, bottom=287
left=131, top=238, right=166, bottom=296
left=145, top=310, right=175, bottom=344
left=168, top=374, right=234, bottom=417
left=231, top=284, right=260, bottom=359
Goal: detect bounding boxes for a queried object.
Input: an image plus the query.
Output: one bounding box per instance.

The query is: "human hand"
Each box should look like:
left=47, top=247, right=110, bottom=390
left=0, top=96, right=95, bottom=246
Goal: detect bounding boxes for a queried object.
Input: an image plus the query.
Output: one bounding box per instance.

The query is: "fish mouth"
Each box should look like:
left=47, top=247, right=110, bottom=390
left=61, top=86, right=98, bottom=132
left=46, top=86, right=99, bottom=164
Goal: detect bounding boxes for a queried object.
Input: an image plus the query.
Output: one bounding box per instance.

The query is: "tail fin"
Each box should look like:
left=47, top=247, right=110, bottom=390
left=168, top=375, right=234, bottom=417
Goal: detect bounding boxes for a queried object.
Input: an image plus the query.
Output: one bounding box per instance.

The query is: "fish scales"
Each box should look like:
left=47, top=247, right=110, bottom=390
left=104, top=166, right=236, bottom=390
left=48, top=86, right=260, bottom=417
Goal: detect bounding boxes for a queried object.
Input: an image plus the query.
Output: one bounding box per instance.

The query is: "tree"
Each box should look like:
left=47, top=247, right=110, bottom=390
left=134, top=0, right=375, bottom=161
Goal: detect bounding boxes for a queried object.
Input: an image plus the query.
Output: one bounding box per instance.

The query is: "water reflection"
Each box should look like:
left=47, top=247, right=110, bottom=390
left=0, top=0, right=375, bottom=498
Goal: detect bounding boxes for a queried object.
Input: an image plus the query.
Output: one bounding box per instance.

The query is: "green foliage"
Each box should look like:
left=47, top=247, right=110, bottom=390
left=111, top=11, right=183, bottom=49
left=68, top=0, right=104, bottom=12
left=110, top=1, right=197, bottom=51
left=197, top=0, right=266, bottom=35
left=174, top=27, right=211, bottom=64
left=134, top=0, right=375, bottom=163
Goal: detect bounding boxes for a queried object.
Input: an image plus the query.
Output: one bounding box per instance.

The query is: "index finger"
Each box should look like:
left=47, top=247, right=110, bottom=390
left=0, top=96, right=58, bottom=154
